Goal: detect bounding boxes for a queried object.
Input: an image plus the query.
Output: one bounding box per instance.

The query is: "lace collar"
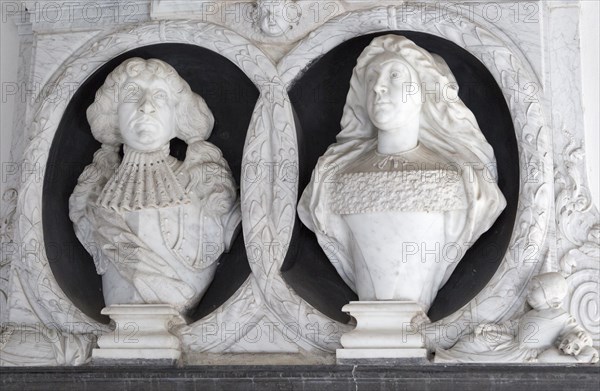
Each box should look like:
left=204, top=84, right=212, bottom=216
left=97, top=144, right=190, bottom=213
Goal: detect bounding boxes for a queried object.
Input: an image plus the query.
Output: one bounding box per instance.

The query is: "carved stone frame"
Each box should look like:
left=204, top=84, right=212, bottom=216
left=3, top=20, right=326, bottom=362
left=2, top=3, right=598, bottom=365
left=277, top=6, right=554, bottom=349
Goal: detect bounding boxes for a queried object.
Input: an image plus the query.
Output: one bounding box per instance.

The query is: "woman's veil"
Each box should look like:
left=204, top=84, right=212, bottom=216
left=298, top=35, right=506, bottom=294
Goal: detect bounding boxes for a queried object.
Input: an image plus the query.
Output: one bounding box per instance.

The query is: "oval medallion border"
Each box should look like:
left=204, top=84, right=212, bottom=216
left=11, top=5, right=555, bottom=356
left=277, top=6, right=553, bottom=348
left=11, top=20, right=340, bottom=353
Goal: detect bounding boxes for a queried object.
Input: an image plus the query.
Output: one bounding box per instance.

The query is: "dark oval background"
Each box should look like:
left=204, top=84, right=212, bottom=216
left=283, top=31, right=519, bottom=323
left=43, top=43, right=258, bottom=323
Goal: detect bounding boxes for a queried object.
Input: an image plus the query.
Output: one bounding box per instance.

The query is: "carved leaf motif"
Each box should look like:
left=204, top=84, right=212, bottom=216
left=5, top=21, right=286, bottom=361
left=3, top=4, right=568, bottom=360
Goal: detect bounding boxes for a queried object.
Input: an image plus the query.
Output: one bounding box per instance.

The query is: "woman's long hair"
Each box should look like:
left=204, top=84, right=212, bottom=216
left=298, top=35, right=506, bottom=291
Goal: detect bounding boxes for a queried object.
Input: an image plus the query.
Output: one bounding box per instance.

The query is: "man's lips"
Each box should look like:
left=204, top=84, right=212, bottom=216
left=131, top=117, right=159, bottom=129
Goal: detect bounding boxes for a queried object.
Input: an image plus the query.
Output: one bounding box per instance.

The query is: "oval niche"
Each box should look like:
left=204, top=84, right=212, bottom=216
left=43, top=43, right=258, bottom=323
left=282, top=31, right=519, bottom=323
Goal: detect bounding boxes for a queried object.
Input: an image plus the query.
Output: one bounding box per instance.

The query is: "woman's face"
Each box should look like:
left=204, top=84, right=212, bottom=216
left=365, top=55, right=423, bottom=132
left=118, top=74, right=176, bottom=151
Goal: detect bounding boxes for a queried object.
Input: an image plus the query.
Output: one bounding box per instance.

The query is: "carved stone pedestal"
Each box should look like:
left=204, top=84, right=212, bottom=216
left=0, top=0, right=597, bottom=376
left=92, top=305, right=186, bottom=364
left=336, top=302, right=429, bottom=364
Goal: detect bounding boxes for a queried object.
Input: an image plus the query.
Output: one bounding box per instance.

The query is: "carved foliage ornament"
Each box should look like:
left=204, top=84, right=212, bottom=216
left=4, top=4, right=560, bottom=364
left=278, top=5, right=553, bottom=349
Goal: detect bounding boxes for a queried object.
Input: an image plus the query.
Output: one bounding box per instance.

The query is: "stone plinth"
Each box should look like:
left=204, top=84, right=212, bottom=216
left=337, top=301, right=429, bottom=364
left=92, top=305, right=185, bottom=363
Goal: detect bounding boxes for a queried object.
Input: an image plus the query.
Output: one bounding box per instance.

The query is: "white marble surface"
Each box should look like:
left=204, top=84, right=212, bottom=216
left=435, top=273, right=599, bottom=363
left=298, top=35, right=505, bottom=313
left=93, top=304, right=185, bottom=362
left=545, top=2, right=600, bottom=350
left=69, top=58, right=240, bottom=314
left=338, top=301, right=428, bottom=360
left=580, top=0, right=600, bottom=207
left=0, top=1, right=598, bottom=365
left=0, top=17, right=347, bottom=365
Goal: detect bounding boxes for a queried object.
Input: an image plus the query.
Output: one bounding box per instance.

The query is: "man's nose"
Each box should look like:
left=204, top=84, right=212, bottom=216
left=138, top=94, right=156, bottom=114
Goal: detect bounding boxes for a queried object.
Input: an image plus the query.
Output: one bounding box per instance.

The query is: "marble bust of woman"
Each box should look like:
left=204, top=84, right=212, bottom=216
left=298, top=35, right=506, bottom=313
left=69, top=58, right=241, bottom=315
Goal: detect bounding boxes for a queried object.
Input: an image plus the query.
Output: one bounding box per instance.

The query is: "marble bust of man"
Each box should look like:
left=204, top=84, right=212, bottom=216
left=69, top=58, right=241, bottom=315
left=298, top=35, right=506, bottom=313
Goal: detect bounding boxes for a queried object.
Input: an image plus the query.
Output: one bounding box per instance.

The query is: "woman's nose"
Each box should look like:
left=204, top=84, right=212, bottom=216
left=373, top=82, right=387, bottom=94
left=374, top=78, right=387, bottom=95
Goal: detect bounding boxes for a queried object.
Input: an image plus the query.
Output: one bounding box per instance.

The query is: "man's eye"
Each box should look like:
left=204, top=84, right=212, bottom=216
left=154, top=92, right=167, bottom=100
left=391, top=71, right=402, bottom=79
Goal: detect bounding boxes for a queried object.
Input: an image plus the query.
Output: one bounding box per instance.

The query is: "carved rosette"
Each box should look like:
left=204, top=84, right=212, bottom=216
left=564, top=269, right=600, bottom=347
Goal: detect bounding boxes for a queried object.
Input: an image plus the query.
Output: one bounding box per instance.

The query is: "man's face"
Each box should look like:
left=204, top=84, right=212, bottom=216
left=365, top=56, right=423, bottom=132
left=258, top=0, right=290, bottom=37
left=118, top=74, right=176, bottom=151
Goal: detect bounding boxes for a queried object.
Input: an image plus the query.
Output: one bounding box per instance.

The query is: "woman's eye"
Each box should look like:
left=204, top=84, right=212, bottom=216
left=391, top=68, right=408, bottom=80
